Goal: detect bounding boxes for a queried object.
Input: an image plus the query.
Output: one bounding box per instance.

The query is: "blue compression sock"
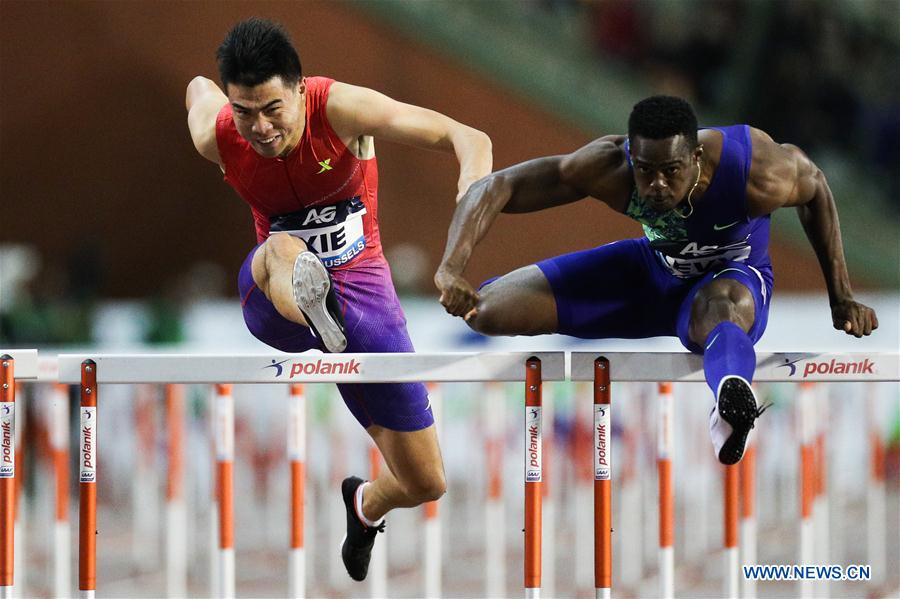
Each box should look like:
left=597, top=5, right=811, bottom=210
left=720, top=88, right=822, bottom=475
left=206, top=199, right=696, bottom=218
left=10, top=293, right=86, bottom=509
left=702, top=321, right=756, bottom=397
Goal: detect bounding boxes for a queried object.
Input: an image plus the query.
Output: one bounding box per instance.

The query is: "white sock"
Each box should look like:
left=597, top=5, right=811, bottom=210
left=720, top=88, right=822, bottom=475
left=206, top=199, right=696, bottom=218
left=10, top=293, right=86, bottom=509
left=354, top=481, right=384, bottom=528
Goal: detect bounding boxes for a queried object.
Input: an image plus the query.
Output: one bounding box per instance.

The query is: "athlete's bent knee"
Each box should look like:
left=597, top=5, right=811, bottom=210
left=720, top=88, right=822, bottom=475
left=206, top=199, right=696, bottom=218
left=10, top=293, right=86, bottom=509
left=265, top=231, right=307, bottom=260
left=689, top=280, right=754, bottom=344
left=400, top=469, right=446, bottom=505
left=465, top=284, right=508, bottom=336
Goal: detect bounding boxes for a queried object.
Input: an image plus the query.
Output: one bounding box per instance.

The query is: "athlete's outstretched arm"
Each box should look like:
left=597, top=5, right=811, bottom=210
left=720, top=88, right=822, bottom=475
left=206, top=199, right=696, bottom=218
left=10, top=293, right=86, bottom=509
left=185, top=76, right=228, bottom=165
left=434, top=140, right=621, bottom=318
left=746, top=130, right=877, bottom=337
left=326, top=82, right=492, bottom=201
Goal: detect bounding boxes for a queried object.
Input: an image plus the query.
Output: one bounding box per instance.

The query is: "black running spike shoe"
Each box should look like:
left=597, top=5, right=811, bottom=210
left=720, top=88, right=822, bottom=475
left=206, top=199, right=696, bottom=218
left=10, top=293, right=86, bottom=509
left=340, top=476, right=385, bottom=582
left=709, top=375, right=772, bottom=465
left=292, top=251, right=347, bottom=353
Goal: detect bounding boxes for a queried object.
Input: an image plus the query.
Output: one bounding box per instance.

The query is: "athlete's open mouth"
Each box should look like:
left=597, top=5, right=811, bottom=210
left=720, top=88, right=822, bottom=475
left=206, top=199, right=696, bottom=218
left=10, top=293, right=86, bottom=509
left=256, top=134, right=281, bottom=146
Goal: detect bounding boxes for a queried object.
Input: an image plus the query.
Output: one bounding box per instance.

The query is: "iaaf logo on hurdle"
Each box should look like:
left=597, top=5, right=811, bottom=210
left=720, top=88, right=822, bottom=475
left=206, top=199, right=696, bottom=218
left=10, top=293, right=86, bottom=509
left=594, top=405, right=610, bottom=481
left=0, top=403, right=13, bottom=478
left=778, top=356, right=876, bottom=378
left=525, top=407, right=542, bottom=482
left=264, top=357, right=361, bottom=378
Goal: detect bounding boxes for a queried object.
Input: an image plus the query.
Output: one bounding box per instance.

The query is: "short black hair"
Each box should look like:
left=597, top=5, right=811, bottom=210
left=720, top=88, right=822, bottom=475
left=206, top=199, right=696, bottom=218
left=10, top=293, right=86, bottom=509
left=628, top=95, right=698, bottom=148
left=217, top=18, right=302, bottom=89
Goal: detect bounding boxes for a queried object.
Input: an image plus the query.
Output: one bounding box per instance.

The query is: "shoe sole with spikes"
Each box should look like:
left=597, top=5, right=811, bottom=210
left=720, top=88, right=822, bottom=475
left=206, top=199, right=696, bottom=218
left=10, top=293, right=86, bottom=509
left=713, top=376, right=760, bottom=465
left=292, top=251, right=347, bottom=353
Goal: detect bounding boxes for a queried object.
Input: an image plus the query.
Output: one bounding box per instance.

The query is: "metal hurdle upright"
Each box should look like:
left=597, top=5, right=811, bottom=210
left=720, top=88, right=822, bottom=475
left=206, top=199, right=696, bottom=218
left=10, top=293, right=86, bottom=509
left=571, top=351, right=899, bottom=598
left=57, top=351, right=565, bottom=598
left=0, top=350, right=38, bottom=599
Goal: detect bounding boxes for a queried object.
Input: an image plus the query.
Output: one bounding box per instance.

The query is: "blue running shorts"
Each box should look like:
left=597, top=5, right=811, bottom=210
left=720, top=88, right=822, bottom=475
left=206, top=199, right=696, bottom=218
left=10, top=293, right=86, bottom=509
left=534, top=238, right=773, bottom=354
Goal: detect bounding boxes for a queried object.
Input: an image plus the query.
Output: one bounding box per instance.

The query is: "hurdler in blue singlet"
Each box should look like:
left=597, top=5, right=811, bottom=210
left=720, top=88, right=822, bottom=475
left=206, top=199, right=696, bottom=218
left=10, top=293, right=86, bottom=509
left=535, top=125, right=774, bottom=353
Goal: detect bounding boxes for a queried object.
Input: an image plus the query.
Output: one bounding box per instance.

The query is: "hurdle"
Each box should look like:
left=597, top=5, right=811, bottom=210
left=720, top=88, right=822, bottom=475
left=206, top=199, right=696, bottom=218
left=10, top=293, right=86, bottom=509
left=485, top=382, right=506, bottom=597
left=368, top=444, right=386, bottom=598
left=867, top=387, right=887, bottom=588
left=0, top=351, right=37, bottom=599
left=657, top=382, right=674, bottom=599
left=56, top=351, right=565, bottom=597
left=423, top=382, right=442, bottom=599
left=41, top=356, right=72, bottom=599
left=165, top=384, right=187, bottom=598
left=571, top=351, right=899, bottom=598
left=797, top=382, right=816, bottom=599
left=288, top=383, right=306, bottom=599
left=738, top=436, right=757, bottom=599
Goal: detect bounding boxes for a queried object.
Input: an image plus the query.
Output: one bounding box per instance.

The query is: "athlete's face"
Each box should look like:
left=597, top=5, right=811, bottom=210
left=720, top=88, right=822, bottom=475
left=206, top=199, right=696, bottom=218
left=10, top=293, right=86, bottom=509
left=630, top=135, right=702, bottom=212
left=227, top=76, right=306, bottom=158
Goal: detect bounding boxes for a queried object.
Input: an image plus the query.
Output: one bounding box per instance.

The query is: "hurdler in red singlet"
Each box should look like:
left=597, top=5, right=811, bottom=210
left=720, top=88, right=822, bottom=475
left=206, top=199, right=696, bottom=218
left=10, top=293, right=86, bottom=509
left=187, top=18, right=491, bottom=583
left=217, top=77, right=385, bottom=270
left=221, top=77, right=430, bottom=431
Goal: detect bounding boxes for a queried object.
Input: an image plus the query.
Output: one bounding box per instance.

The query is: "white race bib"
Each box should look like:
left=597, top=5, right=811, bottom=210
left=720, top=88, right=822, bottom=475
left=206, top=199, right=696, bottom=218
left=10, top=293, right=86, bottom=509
left=269, top=196, right=368, bottom=269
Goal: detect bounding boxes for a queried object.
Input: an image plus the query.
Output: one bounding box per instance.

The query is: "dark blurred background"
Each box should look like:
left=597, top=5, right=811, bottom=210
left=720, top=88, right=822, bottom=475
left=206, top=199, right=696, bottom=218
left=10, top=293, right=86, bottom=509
left=1, top=0, right=897, bottom=345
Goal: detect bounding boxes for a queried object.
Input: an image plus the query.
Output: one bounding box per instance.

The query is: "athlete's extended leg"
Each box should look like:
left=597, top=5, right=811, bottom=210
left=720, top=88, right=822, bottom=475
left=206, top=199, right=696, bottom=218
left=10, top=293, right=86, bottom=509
left=466, top=264, right=559, bottom=336
left=341, top=425, right=444, bottom=581
left=679, top=267, right=772, bottom=464
left=365, top=425, right=445, bottom=516
left=471, top=239, right=685, bottom=341
left=251, top=232, right=346, bottom=351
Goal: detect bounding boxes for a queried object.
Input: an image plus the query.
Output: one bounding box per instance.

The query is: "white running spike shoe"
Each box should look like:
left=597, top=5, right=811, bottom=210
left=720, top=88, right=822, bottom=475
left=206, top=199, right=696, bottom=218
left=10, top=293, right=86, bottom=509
left=708, top=375, right=770, bottom=465
left=292, top=251, right=347, bottom=353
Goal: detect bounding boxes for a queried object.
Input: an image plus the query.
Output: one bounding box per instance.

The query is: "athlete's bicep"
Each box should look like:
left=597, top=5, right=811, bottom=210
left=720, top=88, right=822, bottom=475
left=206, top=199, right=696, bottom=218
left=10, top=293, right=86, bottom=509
left=186, top=77, right=227, bottom=164
left=500, top=156, right=586, bottom=213
left=327, top=83, right=459, bottom=150
left=502, top=139, right=626, bottom=213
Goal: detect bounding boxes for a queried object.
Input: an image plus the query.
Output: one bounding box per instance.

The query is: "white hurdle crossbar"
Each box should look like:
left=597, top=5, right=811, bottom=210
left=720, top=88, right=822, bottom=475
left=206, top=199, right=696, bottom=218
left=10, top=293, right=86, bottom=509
left=56, top=352, right=565, bottom=598
left=0, top=350, right=38, bottom=381
left=571, top=351, right=899, bottom=383
left=57, top=352, right=565, bottom=384
left=570, top=351, right=899, bottom=598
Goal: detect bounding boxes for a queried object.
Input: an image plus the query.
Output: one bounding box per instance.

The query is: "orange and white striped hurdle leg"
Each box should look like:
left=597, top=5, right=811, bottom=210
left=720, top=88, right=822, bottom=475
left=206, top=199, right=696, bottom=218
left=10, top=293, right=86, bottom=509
left=593, top=358, right=611, bottom=599
left=423, top=383, right=442, bottom=599
left=50, top=383, right=71, bottom=599
left=797, top=382, right=815, bottom=599
left=327, top=391, right=348, bottom=591
left=1, top=356, right=16, bottom=599
left=12, top=382, right=25, bottom=599
left=540, top=384, right=555, bottom=598
left=78, top=360, right=97, bottom=599
left=524, top=357, right=543, bottom=598
left=484, top=383, right=506, bottom=598
left=208, top=390, right=220, bottom=597
left=617, top=386, right=642, bottom=588
left=132, top=385, right=159, bottom=572
left=165, top=384, right=187, bottom=598
left=683, top=390, right=712, bottom=562
left=739, top=441, right=757, bottom=599
left=657, top=382, right=674, bottom=599
left=214, top=383, right=235, bottom=598
left=288, top=384, right=306, bottom=599
left=723, top=463, right=739, bottom=599
left=813, top=407, right=829, bottom=599
left=368, top=446, right=387, bottom=599
left=866, top=390, right=886, bottom=588
left=573, top=382, right=594, bottom=594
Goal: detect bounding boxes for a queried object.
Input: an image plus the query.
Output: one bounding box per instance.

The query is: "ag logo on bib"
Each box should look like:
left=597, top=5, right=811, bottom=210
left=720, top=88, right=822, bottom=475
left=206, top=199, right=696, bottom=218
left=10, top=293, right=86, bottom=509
left=269, top=196, right=368, bottom=268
